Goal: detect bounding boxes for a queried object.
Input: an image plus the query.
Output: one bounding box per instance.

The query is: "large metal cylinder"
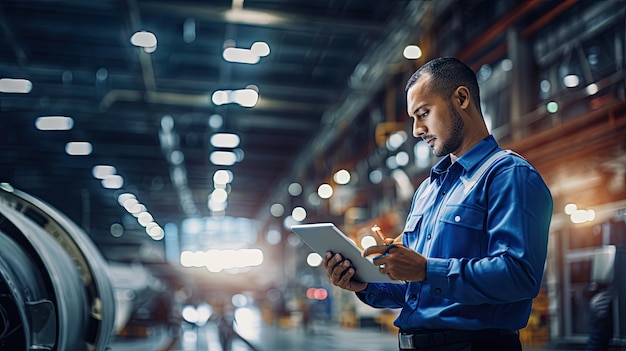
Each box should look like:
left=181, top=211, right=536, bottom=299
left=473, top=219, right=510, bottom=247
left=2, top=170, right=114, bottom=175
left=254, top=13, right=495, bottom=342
left=0, top=184, right=115, bottom=351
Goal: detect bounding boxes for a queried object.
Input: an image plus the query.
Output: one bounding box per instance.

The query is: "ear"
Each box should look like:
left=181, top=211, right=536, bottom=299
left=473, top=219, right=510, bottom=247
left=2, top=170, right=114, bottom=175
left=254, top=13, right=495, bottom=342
left=455, top=86, right=470, bottom=109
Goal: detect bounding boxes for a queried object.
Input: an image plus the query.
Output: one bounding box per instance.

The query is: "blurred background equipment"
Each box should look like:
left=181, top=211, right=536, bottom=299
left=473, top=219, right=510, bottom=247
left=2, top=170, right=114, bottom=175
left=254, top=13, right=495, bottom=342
left=0, top=185, right=116, bottom=351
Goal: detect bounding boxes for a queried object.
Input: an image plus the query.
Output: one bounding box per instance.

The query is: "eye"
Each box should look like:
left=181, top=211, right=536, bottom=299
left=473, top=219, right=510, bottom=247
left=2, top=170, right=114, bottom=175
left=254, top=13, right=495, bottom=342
left=417, top=110, right=429, bottom=119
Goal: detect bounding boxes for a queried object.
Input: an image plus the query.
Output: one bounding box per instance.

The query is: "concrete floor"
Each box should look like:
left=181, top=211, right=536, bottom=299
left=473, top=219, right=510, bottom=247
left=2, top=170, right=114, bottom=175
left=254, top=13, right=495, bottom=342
left=108, top=321, right=615, bottom=351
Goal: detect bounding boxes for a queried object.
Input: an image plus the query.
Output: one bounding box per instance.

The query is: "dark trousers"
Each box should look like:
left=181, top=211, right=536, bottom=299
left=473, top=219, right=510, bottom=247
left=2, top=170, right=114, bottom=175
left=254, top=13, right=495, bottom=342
left=399, top=333, right=522, bottom=351
left=587, top=289, right=613, bottom=351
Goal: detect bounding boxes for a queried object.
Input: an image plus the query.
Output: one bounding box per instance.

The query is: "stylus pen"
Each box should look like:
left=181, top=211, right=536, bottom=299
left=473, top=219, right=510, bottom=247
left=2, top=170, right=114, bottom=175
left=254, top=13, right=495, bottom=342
left=372, top=244, right=396, bottom=261
left=371, top=225, right=387, bottom=242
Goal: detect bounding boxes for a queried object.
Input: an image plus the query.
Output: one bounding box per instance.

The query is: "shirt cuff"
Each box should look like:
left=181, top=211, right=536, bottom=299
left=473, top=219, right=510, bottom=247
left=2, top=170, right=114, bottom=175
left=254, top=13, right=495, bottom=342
left=427, top=257, right=450, bottom=297
left=355, top=283, right=382, bottom=303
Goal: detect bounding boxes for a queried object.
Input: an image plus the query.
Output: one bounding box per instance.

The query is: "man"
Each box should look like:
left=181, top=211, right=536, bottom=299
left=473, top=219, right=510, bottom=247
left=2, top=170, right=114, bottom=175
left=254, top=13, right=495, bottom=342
left=323, top=57, right=553, bottom=351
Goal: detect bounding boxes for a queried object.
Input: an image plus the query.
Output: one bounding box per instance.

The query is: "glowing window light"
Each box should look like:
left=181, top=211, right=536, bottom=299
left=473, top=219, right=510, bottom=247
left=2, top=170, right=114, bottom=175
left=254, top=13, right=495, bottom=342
left=369, top=169, right=383, bottom=184
left=210, top=133, right=240, bottom=148
left=147, top=225, right=164, bottom=239
left=540, top=80, right=551, bottom=93
left=414, top=142, right=431, bottom=168
left=501, top=59, right=513, bottom=71
left=210, top=151, right=237, bottom=166
left=212, top=90, right=229, bottom=105
left=143, top=45, right=157, bottom=54
left=251, top=42, right=270, bottom=57
left=292, top=206, right=306, bottom=221
left=232, top=88, right=258, bottom=107
left=122, top=197, right=139, bottom=212
left=570, top=209, right=595, bottom=224
left=306, top=253, right=323, bottom=267
left=317, top=183, right=333, bottom=199
left=308, top=193, right=321, bottom=206
left=403, top=45, right=422, bottom=59
left=270, top=203, right=284, bottom=217
left=92, top=165, right=116, bottom=179
left=288, top=182, right=302, bottom=196
left=191, top=248, right=264, bottom=272
left=396, top=151, right=410, bottom=167
left=546, top=101, right=559, bottom=114
left=564, top=203, right=577, bottom=215
left=137, top=212, right=154, bottom=226
left=182, top=306, right=199, bottom=324
left=306, top=288, right=328, bottom=300
left=586, top=83, right=599, bottom=95
left=208, top=198, right=227, bottom=211
left=130, top=31, right=157, bottom=48
left=118, top=193, right=136, bottom=206
left=0, top=78, right=32, bottom=93
left=213, top=170, right=233, bottom=185
left=169, top=150, right=184, bottom=165
left=266, top=229, right=281, bottom=245
left=180, top=251, right=195, bottom=267
left=386, top=131, right=407, bottom=151
left=563, top=74, right=580, bottom=88
left=223, top=47, right=260, bottom=64
left=65, top=141, right=92, bottom=155
left=360, top=235, right=377, bottom=249
left=211, top=188, right=228, bottom=203
left=35, top=116, right=74, bottom=130
left=101, top=175, right=123, bottom=189
left=333, top=170, right=351, bottom=185
left=130, top=203, right=147, bottom=216
left=386, top=155, right=398, bottom=169
left=212, top=88, right=259, bottom=107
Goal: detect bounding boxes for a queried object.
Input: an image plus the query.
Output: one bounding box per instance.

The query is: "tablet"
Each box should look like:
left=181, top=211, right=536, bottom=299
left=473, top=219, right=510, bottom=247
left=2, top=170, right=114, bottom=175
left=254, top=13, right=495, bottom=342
left=291, top=222, right=399, bottom=283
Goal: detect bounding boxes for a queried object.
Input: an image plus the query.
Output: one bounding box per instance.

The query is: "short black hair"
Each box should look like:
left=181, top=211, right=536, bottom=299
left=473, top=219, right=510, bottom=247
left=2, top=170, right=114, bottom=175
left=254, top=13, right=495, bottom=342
left=405, top=57, right=481, bottom=113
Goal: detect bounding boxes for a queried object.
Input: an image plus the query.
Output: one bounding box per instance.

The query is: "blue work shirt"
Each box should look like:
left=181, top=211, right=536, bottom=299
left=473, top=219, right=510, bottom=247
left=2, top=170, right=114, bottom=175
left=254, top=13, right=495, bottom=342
left=356, top=135, right=553, bottom=331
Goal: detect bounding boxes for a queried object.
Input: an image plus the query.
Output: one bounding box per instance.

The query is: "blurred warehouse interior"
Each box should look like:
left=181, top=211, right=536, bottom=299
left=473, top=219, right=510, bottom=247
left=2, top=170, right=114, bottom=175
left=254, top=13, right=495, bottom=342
left=1, top=0, right=626, bottom=350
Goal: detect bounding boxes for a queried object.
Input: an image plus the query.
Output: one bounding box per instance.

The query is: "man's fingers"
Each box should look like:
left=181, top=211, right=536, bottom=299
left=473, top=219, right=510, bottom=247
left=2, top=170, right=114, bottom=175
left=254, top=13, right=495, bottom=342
left=362, top=244, right=390, bottom=257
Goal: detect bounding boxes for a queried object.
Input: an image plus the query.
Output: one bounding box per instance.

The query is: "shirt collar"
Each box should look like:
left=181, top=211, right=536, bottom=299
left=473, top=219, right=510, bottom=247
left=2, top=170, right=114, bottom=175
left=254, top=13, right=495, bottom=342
left=430, top=135, right=499, bottom=180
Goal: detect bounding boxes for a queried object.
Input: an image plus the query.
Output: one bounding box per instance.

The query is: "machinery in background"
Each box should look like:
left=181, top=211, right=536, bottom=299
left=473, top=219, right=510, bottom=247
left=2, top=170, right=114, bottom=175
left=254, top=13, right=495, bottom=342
left=0, top=184, right=116, bottom=351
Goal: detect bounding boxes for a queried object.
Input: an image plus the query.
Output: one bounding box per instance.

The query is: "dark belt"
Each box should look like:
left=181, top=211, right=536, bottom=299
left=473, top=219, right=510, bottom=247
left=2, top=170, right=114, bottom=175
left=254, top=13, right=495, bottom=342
left=398, top=328, right=518, bottom=349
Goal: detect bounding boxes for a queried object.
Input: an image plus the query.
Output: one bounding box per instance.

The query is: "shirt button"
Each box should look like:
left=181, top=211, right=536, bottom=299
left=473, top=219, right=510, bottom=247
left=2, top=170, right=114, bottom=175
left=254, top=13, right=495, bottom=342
left=368, top=293, right=375, bottom=299
left=434, top=288, right=442, bottom=294
left=454, top=215, right=461, bottom=222
left=427, top=234, right=432, bottom=240
left=410, top=294, right=417, bottom=300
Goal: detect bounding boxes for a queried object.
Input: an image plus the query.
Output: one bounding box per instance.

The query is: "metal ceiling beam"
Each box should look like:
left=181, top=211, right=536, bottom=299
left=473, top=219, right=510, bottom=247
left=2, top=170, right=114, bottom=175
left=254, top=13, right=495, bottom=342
left=139, top=1, right=388, bottom=34
left=255, top=0, right=432, bottom=223
left=0, top=2, right=28, bottom=67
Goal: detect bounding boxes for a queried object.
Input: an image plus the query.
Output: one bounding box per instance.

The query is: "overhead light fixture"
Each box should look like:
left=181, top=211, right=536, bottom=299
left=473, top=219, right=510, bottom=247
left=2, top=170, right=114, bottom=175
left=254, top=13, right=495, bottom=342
left=223, top=47, right=260, bottom=64
left=65, top=141, right=92, bottom=156
left=223, top=41, right=270, bottom=64
left=333, top=170, right=351, bottom=185
left=0, top=78, right=32, bottom=93
left=210, top=133, right=240, bottom=148
left=403, top=45, right=422, bottom=60
left=92, top=165, right=117, bottom=179
left=130, top=31, right=157, bottom=47
left=212, top=87, right=259, bottom=107
left=224, top=9, right=283, bottom=25
left=35, top=116, right=74, bottom=131
left=317, top=184, right=333, bottom=199
left=101, top=175, right=124, bottom=189
left=210, top=151, right=237, bottom=166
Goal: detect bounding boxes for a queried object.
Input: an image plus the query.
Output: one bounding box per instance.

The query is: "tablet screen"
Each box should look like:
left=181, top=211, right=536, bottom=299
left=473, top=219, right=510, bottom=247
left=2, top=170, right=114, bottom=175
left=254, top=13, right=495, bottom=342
left=291, top=223, right=399, bottom=283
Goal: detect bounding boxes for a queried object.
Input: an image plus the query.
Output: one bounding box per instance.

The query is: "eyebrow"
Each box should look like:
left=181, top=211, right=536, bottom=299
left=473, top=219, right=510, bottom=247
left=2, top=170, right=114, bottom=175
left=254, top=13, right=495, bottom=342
left=411, top=104, right=427, bottom=117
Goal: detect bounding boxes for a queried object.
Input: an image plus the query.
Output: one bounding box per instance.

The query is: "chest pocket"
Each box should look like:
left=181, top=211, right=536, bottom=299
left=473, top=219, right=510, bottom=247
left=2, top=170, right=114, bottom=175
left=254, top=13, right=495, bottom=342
left=437, top=204, right=486, bottom=257
left=403, top=215, right=422, bottom=234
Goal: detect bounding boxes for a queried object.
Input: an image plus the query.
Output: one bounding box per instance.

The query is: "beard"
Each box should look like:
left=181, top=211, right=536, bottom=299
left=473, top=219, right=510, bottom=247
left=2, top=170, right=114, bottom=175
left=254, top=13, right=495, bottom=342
left=433, top=102, right=465, bottom=157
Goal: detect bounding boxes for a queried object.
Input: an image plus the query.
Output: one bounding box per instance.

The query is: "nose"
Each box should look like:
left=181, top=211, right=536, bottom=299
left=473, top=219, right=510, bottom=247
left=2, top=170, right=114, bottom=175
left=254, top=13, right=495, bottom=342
left=412, top=118, right=426, bottom=138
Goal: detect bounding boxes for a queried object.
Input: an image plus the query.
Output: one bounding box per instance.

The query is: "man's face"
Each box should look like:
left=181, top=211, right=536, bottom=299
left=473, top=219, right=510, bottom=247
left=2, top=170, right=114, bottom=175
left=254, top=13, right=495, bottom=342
left=406, top=75, right=464, bottom=157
